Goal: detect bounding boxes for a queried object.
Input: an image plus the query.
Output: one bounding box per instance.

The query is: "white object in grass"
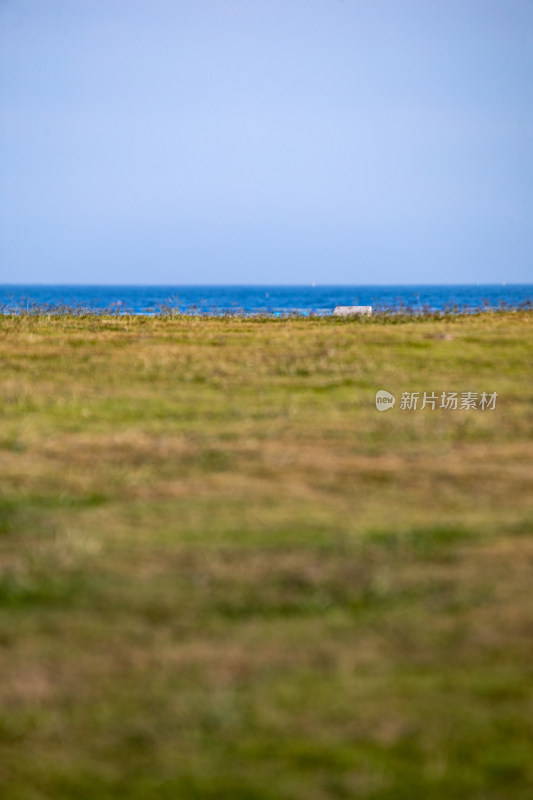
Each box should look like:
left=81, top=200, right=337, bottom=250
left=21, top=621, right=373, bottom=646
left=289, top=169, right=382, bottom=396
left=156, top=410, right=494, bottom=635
left=333, top=305, right=372, bottom=316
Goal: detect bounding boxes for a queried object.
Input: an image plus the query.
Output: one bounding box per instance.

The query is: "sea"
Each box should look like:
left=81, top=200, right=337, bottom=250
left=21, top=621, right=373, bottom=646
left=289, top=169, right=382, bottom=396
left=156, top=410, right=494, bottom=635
left=0, top=284, right=532, bottom=316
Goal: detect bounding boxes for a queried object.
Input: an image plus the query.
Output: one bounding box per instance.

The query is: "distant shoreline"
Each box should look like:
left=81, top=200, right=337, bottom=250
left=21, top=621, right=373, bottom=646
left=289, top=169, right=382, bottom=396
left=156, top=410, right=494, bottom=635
left=1, top=284, right=532, bottom=317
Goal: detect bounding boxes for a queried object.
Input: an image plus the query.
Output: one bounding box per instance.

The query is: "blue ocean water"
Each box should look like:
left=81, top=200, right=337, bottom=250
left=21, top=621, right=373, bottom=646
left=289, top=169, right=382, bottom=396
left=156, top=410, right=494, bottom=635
left=0, top=284, right=532, bottom=315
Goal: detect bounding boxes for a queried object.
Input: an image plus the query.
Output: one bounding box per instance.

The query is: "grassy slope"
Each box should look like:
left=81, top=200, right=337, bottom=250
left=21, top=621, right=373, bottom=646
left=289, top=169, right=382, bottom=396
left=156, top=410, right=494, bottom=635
left=0, top=311, right=532, bottom=799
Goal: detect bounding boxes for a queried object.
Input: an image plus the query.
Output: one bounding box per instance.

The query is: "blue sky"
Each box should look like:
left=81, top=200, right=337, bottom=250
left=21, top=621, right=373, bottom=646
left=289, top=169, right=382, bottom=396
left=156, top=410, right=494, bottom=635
left=1, top=0, right=532, bottom=285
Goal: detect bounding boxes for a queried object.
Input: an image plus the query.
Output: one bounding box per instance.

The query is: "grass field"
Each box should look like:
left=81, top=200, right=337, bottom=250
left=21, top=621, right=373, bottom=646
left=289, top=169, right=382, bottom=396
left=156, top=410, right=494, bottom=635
left=1, top=310, right=532, bottom=799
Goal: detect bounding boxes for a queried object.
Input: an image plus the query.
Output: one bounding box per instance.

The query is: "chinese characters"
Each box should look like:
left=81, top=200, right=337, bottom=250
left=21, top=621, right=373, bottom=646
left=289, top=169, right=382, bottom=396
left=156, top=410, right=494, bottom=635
left=399, top=391, right=497, bottom=411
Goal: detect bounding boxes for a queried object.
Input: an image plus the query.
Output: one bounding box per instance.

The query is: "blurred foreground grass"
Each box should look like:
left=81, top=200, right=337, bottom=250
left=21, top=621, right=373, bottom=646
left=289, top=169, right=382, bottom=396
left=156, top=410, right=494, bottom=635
left=0, top=311, right=532, bottom=799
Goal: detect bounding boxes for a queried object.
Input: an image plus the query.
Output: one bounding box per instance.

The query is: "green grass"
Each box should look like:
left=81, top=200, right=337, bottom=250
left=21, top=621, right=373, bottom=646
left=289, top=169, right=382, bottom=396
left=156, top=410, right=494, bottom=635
left=0, top=310, right=532, bottom=799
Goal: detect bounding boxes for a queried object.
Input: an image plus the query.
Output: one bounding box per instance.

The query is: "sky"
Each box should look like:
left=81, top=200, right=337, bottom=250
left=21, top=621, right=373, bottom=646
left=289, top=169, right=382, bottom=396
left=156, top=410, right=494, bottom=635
left=1, top=0, right=532, bottom=285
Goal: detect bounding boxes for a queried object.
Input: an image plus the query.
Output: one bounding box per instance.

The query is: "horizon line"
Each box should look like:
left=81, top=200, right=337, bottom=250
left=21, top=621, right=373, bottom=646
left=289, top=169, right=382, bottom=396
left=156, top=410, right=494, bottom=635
left=1, top=282, right=531, bottom=288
